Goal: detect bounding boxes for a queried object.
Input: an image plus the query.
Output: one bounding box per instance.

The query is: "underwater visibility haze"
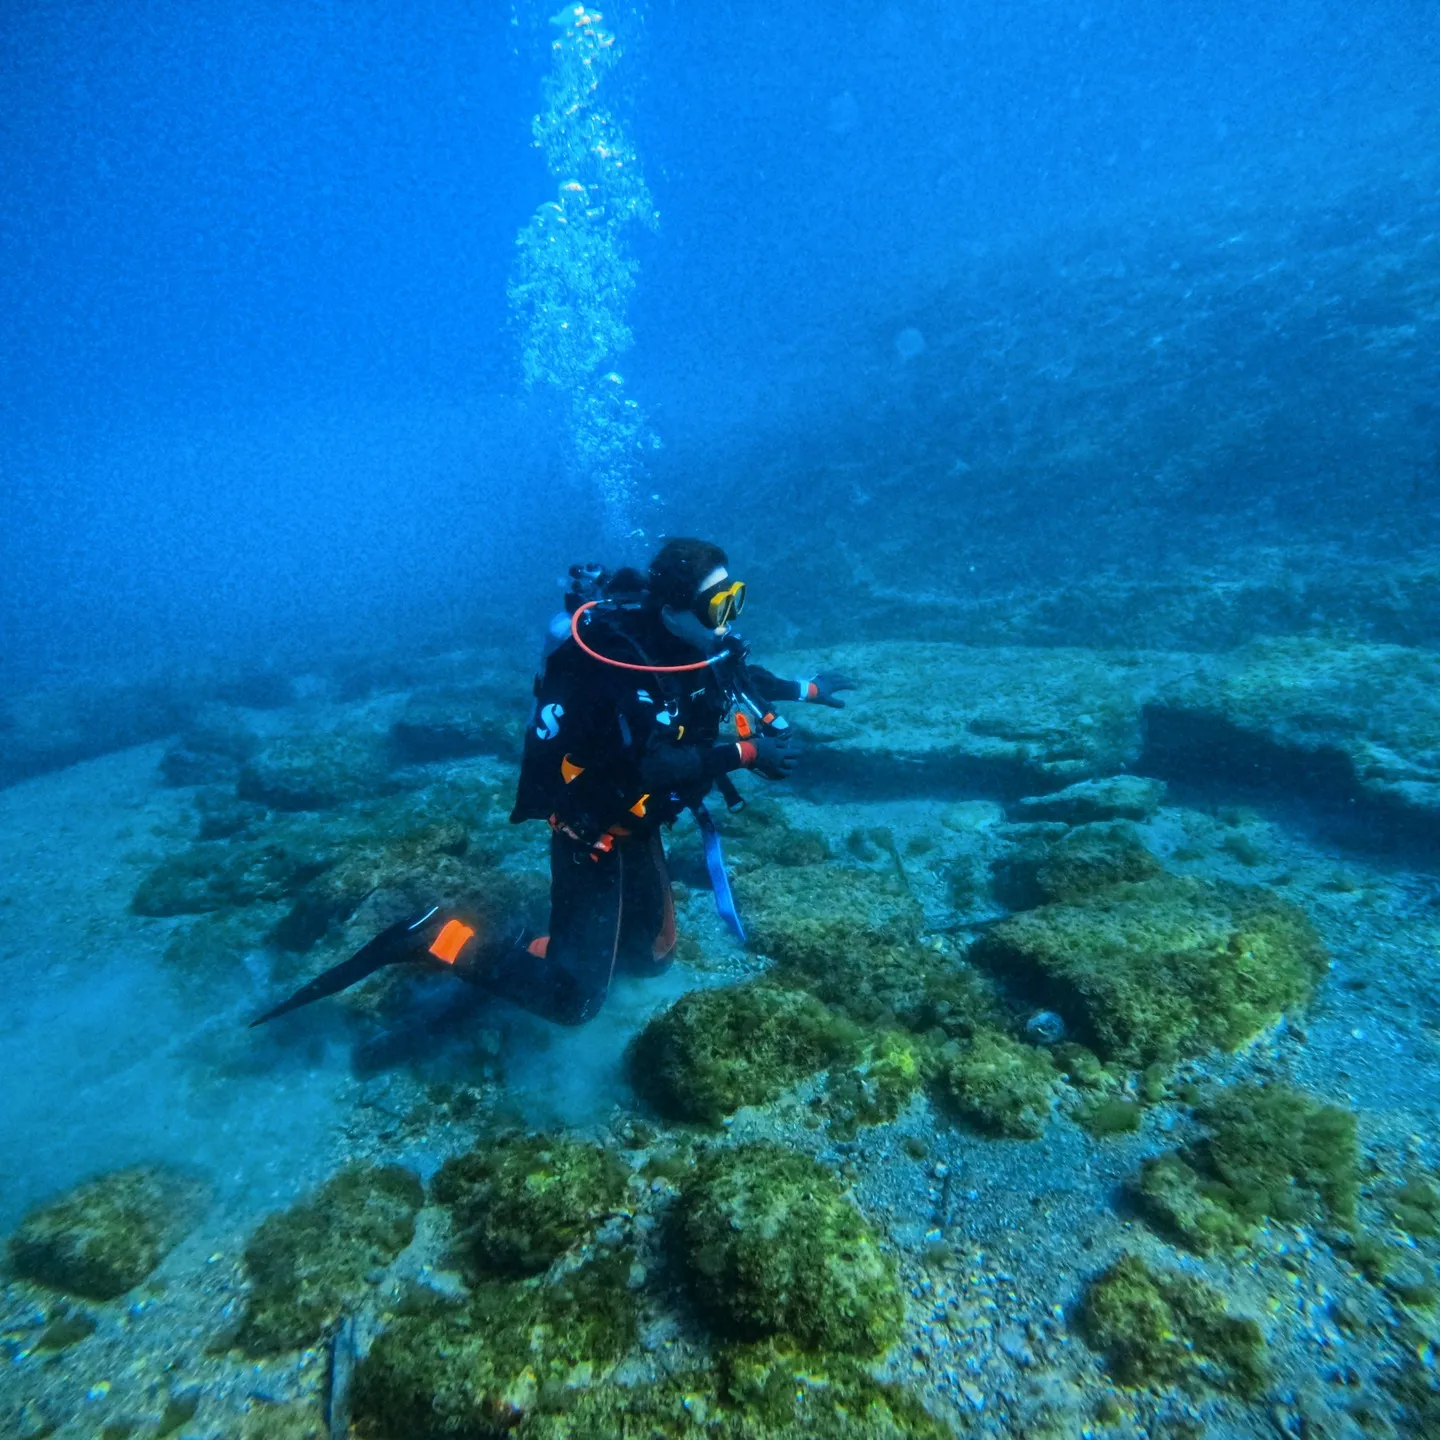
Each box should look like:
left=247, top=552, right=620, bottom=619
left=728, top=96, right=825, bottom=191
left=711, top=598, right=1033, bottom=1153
left=2, top=1, right=1440, bottom=1436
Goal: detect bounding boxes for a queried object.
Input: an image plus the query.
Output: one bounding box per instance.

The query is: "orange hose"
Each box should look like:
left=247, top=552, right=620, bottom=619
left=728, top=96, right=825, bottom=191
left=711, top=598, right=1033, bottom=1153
left=569, top=601, right=720, bottom=673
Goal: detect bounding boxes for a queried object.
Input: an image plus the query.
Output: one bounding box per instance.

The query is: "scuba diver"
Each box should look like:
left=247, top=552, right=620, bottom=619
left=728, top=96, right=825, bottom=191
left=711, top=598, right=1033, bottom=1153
left=252, top=538, right=854, bottom=1029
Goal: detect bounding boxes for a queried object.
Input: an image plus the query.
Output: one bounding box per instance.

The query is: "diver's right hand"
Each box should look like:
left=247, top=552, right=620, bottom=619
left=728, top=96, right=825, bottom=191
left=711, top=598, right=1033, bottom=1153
left=748, top=732, right=801, bottom=781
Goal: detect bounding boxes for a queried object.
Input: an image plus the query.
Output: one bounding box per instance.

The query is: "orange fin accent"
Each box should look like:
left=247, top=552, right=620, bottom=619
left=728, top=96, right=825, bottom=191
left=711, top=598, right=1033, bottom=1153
left=560, top=755, right=585, bottom=783
left=428, top=919, right=475, bottom=965
left=526, top=934, right=550, bottom=959
left=629, top=792, right=650, bottom=817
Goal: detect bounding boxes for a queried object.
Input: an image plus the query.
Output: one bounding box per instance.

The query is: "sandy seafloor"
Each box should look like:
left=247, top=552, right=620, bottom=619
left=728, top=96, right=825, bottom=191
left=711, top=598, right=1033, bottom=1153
left=0, top=630, right=1438, bottom=1440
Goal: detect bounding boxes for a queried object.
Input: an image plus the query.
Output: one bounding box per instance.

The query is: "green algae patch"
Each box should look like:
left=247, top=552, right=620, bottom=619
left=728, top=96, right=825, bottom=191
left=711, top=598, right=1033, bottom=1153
left=1077, top=1096, right=1143, bottom=1138
left=1386, top=1176, right=1440, bottom=1239
left=1079, top=1252, right=1267, bottom=1396
left=675, top=1143, right=902, bottom=1355
left=1130, top=1154, right=1252, bottom=1255
left=516, top=1341, right=955, bottom=1439
left=971, top=875, right=1327, bottom=1067
left=626, top=981, right=862, bottom=1125
left=235, top=1164, right=422, bottom=1356
left=432, top=1133, right=630, bottom=1278
left=352, top=1253, right=637, bottom=1440
left=935, top=1031, right=1055, bottom=1139
left=1198, top=1084, right=1358, bottom=1225
left=823, top=1031, right=933, bottom=1138
left=737, top=863, right=1002, bottom=1037
left=1131, top=1084, right=1359, bottom=1252
left=8, top=1166, right=205, bottom=1300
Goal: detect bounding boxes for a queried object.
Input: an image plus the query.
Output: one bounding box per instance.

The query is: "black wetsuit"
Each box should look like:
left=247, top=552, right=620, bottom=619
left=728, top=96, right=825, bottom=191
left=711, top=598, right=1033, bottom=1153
left=485, top=602, right=800, bottom=1024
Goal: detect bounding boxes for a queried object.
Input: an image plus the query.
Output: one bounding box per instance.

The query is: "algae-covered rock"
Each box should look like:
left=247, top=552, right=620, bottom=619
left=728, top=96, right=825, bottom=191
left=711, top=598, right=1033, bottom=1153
left=236, top=1402, right=326, bottom=1440
left=718, top=796, right=831, bottom=872
left=1197, top=1084, right=1358, bottom=1226
left=389, top=687, right=522, bottom=763
left=1010, top=774, right=1167, bottom=825
left=432, top=1133, right=629, bottom=1278
left=1387, top=1176, right=1440, bottom=1238
left=675, top=1143, right=902, bottom=1355
left=739, top=864, right=1001, bottom=1037
left=516, top=1341, right=954, bottom=1439
left=268, top=818, right=469, bottom=951
left=1131, top=1084, right=1358, bottom=1251
left=132, top=835, right=336, bottom=917
left=235, top=1164, right=422, bottom=1355
left=626, top=981, right=861, bottom=1125
left=823, top=1031, right=933, bottom=1138
left=971, top=875, right=1327, bottom=1067
left=993, top=823, right=1163, bottom=909
left=1129, top=1154, right=1252, bottom=1254
left=1079, top=1252, right=1267, bottom=1395
left=1028, top=823, right=1165, bottom=906
left=8, top=1166, right=205, bottom=1300
left=935, top=1031, right=1055, bottom=1139
left=161, top=718, right=260, bottom=787
left=352, top=1253, right=637, bottom=1440
left=238, top=733, right=399, bottom=811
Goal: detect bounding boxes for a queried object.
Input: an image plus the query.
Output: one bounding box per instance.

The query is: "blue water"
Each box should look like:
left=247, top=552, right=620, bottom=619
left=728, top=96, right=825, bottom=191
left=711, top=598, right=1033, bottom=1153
left=2, top=2, right=1439, bottom=1435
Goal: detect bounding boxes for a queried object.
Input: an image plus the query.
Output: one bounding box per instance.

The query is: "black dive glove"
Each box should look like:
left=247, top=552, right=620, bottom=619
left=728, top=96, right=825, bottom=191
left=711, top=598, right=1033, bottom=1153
left=748, top=731, right=802, bottom=780
left=803, top=672, right=857, bottom=709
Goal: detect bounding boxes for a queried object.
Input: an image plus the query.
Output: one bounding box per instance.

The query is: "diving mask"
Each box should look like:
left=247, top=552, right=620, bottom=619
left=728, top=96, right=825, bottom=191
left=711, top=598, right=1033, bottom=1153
left=699, top=578, right=746, bottom=629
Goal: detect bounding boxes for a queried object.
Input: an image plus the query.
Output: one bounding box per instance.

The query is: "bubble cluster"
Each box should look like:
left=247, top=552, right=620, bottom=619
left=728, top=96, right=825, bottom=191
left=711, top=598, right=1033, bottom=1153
left=508, top=5, right=660, bottom=540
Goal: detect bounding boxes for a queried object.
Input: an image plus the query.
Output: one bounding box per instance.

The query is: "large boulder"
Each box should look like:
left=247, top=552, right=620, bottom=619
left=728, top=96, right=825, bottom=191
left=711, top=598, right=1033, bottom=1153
left=626, top=982, right=861, bottom=1125
left=352, top=1254, right=637, bottom=1440
left=432, top=1134, right=630, bottom=1279
left=675, top=1143, right=902, bottom=1355
left=971, top=875, right=1327, bottom=1067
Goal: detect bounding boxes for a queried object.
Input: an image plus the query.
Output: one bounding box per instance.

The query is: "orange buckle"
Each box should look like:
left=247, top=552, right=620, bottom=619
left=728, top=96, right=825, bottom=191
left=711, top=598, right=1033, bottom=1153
left=735, top=713, right=754, bottom=740
left=428, top=919, right=476, bottom=965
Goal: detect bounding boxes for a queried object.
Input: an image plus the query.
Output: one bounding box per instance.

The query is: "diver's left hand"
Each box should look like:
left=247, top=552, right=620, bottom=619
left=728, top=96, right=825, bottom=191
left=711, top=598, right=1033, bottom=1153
left=806, top=672, right=857, bottom=709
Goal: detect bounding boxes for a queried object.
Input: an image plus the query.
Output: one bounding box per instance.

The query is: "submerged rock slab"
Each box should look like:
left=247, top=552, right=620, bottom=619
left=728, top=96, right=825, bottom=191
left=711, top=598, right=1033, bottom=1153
left=1009, top=774, right=1167, bottom=824
left=1147, top=638, right=1440, bottom=824
left=8, top=1166, right=206, bottom=1300
left=770, top=641, right=1187, bottom=797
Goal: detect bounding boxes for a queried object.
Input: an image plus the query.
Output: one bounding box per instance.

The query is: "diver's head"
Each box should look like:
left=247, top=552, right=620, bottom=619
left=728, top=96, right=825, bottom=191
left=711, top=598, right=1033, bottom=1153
left=647, top=538, right=746, bottom=642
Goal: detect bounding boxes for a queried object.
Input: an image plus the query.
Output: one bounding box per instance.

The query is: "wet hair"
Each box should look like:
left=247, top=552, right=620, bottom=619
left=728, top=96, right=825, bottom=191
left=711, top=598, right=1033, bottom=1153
left=647, top=538, right=728, bottom=609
